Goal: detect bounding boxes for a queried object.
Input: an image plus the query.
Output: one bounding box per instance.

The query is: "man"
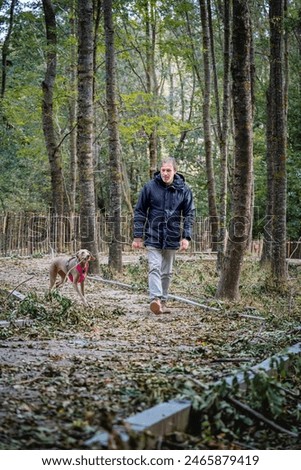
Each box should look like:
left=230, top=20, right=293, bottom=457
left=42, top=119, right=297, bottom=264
left=132, top=157, right=195, bottom=314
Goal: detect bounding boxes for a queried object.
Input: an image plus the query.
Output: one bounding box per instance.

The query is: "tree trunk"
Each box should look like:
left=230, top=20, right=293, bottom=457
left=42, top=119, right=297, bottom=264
left=199, top=0, right=219, bottom=251
left=68, top=1, right=77, bottom=216
left=41, top=0, right=64, bottom=252
left=269, top=0, right=287, bottom=284
left=145, top=1, right=158, bottom=178
left=77, top=0, right=100, bottom=273
left=261, top=86, right=274, bottom=264
left=216, top=0, right=231, bottom=271
left=103, top=0, right=123, bottom=273
left=1, top=0, right=17, bottom=99
left=216, top=0, right=253, bottom=301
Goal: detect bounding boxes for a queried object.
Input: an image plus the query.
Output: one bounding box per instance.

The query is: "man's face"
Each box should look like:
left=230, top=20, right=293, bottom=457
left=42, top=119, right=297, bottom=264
left=160, top=162, right=176, bottom=185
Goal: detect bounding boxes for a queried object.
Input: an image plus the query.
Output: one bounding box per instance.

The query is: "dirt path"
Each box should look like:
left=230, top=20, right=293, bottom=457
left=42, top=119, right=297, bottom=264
left=1, top=253, right=300, bottom=449
left=0, top=253, right=229, bottom=449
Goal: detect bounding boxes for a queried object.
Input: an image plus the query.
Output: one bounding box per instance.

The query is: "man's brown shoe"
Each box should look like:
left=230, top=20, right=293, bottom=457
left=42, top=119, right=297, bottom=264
left=150, top=299, right=163, bottom=315
left=161, top=301, right=171, bottom=313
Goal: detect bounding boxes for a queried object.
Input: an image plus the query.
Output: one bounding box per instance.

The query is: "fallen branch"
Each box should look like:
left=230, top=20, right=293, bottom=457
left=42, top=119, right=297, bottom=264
left=89, top=275, right=265, bottom=319
left=211, top=357, right=253, bottom=363
left=6, top=276, right=34, bottom=301
left=89, top=276, right=134, bottom=290
left=89, top=276, right=220, bottom=312
left=168, top=294, right=220, bottom=312
left=226, top=395, right=298, bottom=438
left=187, top=376, right=209, bottom=391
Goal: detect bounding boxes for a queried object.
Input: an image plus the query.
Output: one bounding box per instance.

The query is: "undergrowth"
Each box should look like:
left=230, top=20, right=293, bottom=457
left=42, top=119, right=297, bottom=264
left=165, top=355, right=301, bottom=450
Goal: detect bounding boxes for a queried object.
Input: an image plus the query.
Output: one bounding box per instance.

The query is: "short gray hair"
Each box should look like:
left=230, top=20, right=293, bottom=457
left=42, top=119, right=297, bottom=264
left=160, top=157, right=177, bottom=171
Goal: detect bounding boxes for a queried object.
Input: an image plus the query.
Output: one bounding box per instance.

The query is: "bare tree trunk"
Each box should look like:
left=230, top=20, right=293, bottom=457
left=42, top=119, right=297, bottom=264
left=216, top=0, right=231, bottom=270
left=77, top=0, right=100, bottom=272
left=247, top=15, right=256, bottom=251
left=216, top=0, right=253, bottom=301
left=69, top=1, right=77, bottom=215
left=199, top=0, right=219, bottom=251
left=92, top=0, right=102, bottom=208
left=145, top=0, right=158, bottom=178
left=269, top=0, right=287, bottom=284
left=261, top=86, right=274, bottom=264
left=67, top=0, right=78, bottom=253
left=41, top=0, right=64, bottom=252
left=1, top=0, right=16, bottom=99
left=103, top=0, right=123, bottom=273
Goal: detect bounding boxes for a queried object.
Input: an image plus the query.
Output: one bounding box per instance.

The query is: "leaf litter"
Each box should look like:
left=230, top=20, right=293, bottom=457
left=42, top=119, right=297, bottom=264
left=0, top=253, right=300, bottom=449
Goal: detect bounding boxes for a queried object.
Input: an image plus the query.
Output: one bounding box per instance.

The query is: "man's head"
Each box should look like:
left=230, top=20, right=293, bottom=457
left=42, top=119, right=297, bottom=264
left=160, top=157, right=177, bottom=185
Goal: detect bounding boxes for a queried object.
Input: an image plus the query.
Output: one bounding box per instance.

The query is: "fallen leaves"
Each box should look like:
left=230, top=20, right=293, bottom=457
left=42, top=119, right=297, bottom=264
left=0, top=254, right=300, bottom=449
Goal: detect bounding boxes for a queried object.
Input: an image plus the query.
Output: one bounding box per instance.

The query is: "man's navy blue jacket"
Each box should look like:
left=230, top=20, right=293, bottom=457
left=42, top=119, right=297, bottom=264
left=133, top=171, right=195, bottom=250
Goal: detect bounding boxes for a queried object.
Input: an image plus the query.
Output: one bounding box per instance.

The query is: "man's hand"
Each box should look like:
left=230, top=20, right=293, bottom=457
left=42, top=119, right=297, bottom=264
left=179, top=239, right=189, bottom=251
left=132, top=238, right=144, bottom=250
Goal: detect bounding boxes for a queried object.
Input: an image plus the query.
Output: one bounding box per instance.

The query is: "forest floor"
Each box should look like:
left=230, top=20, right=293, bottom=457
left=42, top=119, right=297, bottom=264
left=0, top=251, right=301, bottom=450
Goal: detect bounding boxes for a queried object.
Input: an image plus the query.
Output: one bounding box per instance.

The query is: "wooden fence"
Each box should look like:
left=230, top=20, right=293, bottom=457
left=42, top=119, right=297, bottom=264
left=0, top=211, right=299, bottom=258
left=0, top=211, right=212, bottom=256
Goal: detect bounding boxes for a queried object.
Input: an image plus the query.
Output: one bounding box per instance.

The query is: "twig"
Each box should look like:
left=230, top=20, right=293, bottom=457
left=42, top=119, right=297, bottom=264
left=211, top=358, right=253, bottom=363
left=168, top=294, right=220, bottom=312
left=187, top=376, right=209, bottom=391
left=17, top=374, right=45, bottom=386
left=6, top=276, right=34, bottom=301
left=226, top=395, right=298, bottom=438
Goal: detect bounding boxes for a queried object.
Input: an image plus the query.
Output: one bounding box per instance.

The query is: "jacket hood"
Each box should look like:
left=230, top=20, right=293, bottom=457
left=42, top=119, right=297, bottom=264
left=154, top=171, right=186, bottom=189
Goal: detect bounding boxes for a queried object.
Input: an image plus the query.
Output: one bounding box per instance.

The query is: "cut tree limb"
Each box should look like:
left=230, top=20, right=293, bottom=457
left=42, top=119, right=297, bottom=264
left=226, top=395, right=298, bottom=438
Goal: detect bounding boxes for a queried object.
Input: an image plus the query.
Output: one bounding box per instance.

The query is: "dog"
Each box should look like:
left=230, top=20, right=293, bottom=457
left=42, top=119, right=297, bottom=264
left=49, top=249, right=95, bottom=306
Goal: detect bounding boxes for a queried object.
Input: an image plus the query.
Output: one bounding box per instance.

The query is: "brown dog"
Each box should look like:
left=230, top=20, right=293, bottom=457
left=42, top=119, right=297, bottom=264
left=49, top=249, right=95, bottom=306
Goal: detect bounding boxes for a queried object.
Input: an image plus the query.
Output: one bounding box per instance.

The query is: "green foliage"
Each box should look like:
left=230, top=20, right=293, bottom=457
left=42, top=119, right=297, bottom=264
left=5, top=290, right=88, bottom=330
left=186, top=356, right=301, bottom=449
left=0, top=0, right=301, bottom=244
left=124, top=256, right=148, bottom=290
left=17, top=292, right=48, bottom=319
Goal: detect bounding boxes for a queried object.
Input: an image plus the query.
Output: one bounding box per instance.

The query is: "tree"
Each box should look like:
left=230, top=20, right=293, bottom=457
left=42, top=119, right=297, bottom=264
left=103, top=0, right=123, bottom=272
left=216, top=0, right=253, bottom=301
left=199, top=0, right=219, bottom=251
left=68, top=0, right=78, bottom=215
left=77, top=0, right=100, bottom=272
left=215, top=0, right=231, bottom=270
left=144, top=0, right=158, bottom=178
left=1, top=0, right=16, bottom=99
left=41, top=0, right=64, bottom=252
left=267, top=0, right=287, bottom=284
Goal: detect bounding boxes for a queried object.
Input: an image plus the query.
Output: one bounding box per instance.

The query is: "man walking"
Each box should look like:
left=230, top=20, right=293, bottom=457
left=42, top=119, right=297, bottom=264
left=132, top=157, right=195, bottom=314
